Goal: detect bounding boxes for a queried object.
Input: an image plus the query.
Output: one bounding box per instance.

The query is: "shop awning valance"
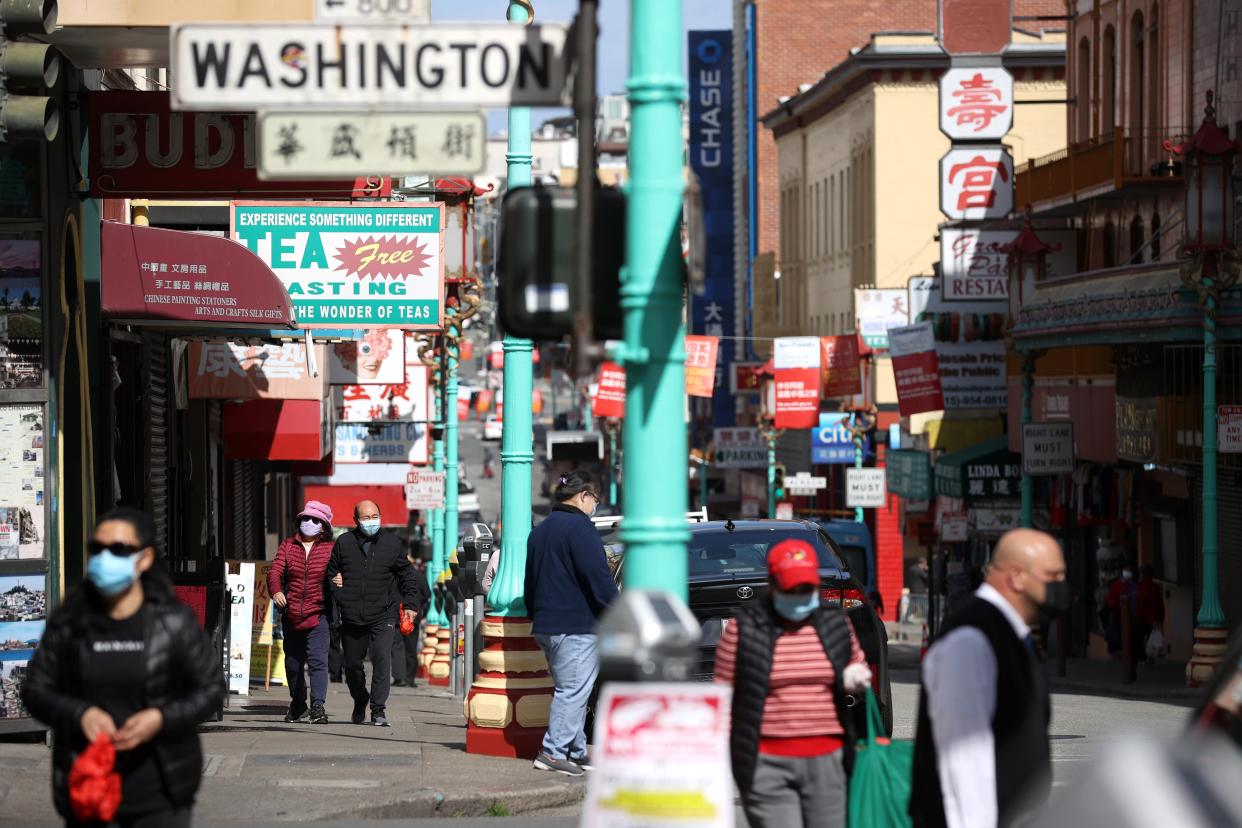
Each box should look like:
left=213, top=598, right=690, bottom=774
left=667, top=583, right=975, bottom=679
left=934, top=436, right=1021, bottom=500
left=101, top=221, right=296, bottom=329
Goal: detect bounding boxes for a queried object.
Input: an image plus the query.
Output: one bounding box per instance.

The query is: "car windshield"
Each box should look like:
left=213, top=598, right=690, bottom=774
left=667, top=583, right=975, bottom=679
left=688, top=530, right=843, bottom=578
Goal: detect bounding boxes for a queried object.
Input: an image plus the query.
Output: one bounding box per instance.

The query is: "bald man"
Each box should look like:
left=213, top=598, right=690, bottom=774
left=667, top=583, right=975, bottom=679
left=909, top=529, right=1069, bottom=828
left=326, top=500, right=420, bottom=727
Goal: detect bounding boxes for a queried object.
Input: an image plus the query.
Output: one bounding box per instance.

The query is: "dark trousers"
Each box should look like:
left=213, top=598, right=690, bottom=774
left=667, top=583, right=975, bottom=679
left=341, top=620, right=395, bottom=713
left=66, top=807, right=192, bottom=828
left=391, top=622, right=421, bottom=686
left=329, top=623, right=343, bottom=680
left=283, top=614, right=330, bottom=707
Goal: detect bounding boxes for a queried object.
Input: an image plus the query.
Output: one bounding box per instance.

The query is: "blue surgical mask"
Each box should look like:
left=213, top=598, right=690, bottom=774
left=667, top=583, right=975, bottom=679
left=772, top=589, right=819, bottom=622
left=87, top=550, right=140, bottom=597
left=358, top=519, right=381, bottom=537
left=299, top=519, right=322, bottom=538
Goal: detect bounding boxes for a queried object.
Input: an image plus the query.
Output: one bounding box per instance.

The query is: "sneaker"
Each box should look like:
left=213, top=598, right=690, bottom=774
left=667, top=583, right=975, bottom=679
left=351, top=695, right=370, bottom=725
left=533, top=752, right=584, bottom=777
left=371, top=712, right=391, bottom=727
left=309, top=703, right=329, bottom=724
left=569, top=755, right=594, bottom=771
left=284, top=702, right=309, bottom=723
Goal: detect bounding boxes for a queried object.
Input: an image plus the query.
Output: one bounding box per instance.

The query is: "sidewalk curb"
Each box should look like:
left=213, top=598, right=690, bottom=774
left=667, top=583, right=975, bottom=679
left=317, top=779, right=587, bottom=820
left=1049, top=679, right=1199, bottom=705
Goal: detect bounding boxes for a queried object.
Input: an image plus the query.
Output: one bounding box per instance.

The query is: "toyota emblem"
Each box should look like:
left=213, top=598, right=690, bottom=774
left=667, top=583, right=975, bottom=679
left=737, top=586, right=754, bottom=599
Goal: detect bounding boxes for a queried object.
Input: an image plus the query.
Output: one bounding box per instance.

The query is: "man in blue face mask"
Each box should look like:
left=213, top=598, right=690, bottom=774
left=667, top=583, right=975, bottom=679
left=326, top=500, right=421, bottom=727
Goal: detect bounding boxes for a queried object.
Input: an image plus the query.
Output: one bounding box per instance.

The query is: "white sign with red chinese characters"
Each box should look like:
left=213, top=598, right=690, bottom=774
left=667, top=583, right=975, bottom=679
left=334, top=364, right=432, bottom=423
left=939, top=146, right=1014, bottom=221
left=939, top=67, right=1014, bottom=141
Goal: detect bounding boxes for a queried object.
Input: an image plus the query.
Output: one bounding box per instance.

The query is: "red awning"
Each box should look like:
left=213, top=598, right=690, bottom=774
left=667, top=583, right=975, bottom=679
left=301, top=484, right=408, bottom=526
left=101, top=221, right=296, bottom=328
left=223, top=398, right=330, bottom=461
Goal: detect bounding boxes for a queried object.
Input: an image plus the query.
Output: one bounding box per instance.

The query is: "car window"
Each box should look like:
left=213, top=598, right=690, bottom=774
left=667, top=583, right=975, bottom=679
left=689, top=529, right=843, bottom=576
left=839, top=545, right=868, bottom=583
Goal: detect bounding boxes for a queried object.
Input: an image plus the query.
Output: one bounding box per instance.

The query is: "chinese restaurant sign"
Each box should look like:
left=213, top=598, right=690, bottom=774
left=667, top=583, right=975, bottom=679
left=940, top=228, right=1079, bottom=303
left=86, top=92, right=390, bottom=199
left=938, top=67, right=1013, bottom=141
left=773, top=337, right=821, bottom=429
left=939, top=146, right=1013, bottom=221
left=685, top=335, right=720, bottom=398
left=257, top=111, right=486, bottom=180
left=231, top=202, right=445, bottom=329
left=188, top=341, right=327, bottom=400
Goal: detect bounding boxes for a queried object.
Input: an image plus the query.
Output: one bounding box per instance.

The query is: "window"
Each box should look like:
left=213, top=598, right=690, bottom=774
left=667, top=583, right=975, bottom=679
left=1151, top=213, right=1162, bottom=260
left=1077, top=37, right=1092, bottom=141
left=1150, top=4, right=1161, bottom=159
left=1130, top=216, right=1146, bottom=263
left=1103, top=26, right=1117, bottom=136
left=1104, top=222, right=1117, bottom=268
left=684, top=529, right=844, bottom=578
left=1130, top=11, right=1145, bottom=165
left=0, top=232, right=44, bottom=388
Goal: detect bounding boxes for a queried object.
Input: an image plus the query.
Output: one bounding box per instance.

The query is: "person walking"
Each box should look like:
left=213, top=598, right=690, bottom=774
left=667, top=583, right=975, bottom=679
left=391, top=554, right=429, bottom=688
left=909, top=528, right=1069, bottom=828
left=327, top=500, right=421, bottom=727
left=22, top=507, right=224, bottom=828
left=525, top=470, right=618, bottom=777
left=268, top=500, right=335, bottom=724
left=713, top=538, right=872, bottom=828
left=1135, top=565, right=1164, bottom=662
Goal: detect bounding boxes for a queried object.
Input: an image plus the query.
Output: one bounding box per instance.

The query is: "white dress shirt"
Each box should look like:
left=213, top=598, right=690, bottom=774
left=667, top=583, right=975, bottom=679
left=922, top=584, right=1030, bottom=828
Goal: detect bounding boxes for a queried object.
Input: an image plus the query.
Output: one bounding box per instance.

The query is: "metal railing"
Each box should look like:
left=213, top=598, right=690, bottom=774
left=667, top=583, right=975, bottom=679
left=1015, top=128, right=1189, bottom=206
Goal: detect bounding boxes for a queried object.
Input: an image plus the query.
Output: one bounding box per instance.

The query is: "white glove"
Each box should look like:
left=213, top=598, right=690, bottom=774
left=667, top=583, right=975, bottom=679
left=842, top=663, right=873, bottom=693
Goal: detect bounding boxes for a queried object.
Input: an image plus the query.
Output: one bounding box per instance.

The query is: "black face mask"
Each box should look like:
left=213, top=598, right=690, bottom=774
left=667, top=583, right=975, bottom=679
left=1038, top=580, right=1072, bottom=622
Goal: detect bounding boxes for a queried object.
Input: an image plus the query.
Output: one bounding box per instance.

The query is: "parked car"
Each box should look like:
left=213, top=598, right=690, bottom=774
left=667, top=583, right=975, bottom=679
left=483, top=414, right=503, bottom=441
left=596, top=517, right=893, bottom=735
left=458, top=479, right=481, bottom=514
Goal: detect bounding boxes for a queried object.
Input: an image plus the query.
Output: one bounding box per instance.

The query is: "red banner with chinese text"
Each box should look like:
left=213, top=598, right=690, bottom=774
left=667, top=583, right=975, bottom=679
left=685, top=335, right=720, bottom=398
left=820, top=335, right=862, bottom=399
left=592, top=362, right=627, bottom=419
left=888, top=322, right=945, bottom=417
left=774, top=337, right=821, bottom=429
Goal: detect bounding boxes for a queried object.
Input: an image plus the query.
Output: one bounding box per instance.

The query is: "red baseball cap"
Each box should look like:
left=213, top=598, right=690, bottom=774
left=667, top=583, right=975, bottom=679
left=767, top=539, right=821, bottom=590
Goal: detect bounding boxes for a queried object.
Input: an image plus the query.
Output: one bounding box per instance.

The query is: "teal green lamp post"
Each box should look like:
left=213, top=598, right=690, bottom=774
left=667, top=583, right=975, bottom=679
left=429, top=353, right=449, bottom=627
left=1164, top=91, right=1241, bottom=685
left=619, top=0, right=690, bottom=598
left=841, top=406, right=877, bottom=523
left=443, top=304, right=461, bottom=606
left=484, top=0, right=537, bottom=617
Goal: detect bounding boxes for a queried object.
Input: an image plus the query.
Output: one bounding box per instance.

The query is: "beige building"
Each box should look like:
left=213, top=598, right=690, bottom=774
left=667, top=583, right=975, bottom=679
left=759, top=31, right=1067, bottom=403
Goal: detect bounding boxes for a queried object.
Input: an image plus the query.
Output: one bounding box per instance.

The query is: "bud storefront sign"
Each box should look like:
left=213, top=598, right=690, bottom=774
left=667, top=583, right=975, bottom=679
left=170, top=24, right=570, bottom=110
left=231, top=202, right=444, bottom=328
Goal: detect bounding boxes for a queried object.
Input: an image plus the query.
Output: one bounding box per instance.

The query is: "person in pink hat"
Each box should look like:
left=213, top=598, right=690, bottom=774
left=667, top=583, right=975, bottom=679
left=268, top=500, right=336, bottom=724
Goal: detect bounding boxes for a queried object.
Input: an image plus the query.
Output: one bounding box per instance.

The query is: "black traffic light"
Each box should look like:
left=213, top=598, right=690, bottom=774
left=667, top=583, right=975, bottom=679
left=0, top=0, right=60, bottom=143
left=497, top=185, right=625, bottom=341
left=773, top=464, right=786, bottom=501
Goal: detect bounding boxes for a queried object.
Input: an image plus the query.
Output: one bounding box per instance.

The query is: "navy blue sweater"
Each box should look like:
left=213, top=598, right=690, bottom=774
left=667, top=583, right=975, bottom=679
left=524, top=505, right=620, bottom=635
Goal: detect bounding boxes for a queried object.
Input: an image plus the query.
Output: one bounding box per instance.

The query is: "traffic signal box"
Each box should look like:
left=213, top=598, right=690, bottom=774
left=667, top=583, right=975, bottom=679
left=0, top=0, right=60, bottom=143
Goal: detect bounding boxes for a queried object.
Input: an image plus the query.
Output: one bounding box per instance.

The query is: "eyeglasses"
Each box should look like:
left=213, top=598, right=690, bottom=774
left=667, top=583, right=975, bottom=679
left=87, top=540, right=146, bottom=557
left=584, top=491, right=601, bottom=503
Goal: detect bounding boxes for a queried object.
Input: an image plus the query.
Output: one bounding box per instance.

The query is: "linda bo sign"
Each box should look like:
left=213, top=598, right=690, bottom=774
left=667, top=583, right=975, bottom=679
left=1022, top=422, right=1074, bottom=475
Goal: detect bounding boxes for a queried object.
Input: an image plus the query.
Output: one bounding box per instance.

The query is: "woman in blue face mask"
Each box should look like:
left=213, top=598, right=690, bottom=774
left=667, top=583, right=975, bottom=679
left=22, top=507, right=224, bottom=828
left=713, top=538, right=874, bottom=828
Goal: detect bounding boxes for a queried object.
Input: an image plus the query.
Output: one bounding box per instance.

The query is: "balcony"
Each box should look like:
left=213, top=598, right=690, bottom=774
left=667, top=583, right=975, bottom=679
left=1015, top=129, right=1188, bottom=210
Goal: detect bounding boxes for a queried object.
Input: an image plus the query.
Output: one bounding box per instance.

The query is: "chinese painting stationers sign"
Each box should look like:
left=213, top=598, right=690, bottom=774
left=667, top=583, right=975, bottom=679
left=231, top=202, right=444, bottom=329
left=171, top=24, right=571, bottom=110
left=939, top=67, right=1014, bottom=141
left=939, top=146, right=1013, bottom=221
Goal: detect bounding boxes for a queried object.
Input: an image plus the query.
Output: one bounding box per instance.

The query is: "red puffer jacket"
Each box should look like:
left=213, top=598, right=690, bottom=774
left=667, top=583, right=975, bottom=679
left=268, top=536, right=335, bottom=630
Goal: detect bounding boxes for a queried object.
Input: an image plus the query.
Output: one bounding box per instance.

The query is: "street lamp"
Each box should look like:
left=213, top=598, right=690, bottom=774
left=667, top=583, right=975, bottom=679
left=1003, top=205, right=1060, bottom=530
left=840, top=405, right=877, bottom=522
left=756, top=361, right=784, bottom=518
left=1163, top=90, right=1242, bottom=686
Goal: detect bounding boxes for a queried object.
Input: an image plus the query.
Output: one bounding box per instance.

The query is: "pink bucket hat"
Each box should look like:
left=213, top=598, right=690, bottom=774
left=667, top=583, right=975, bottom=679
left=297, top=500, right=334, bottom=530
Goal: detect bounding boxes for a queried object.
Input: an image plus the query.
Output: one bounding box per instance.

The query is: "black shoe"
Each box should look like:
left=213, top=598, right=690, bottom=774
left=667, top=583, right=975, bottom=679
left=351, top=695, right=370, bottom=725
left=330, top=674, right=343, bottom=684
left=284, top=702, right=309, bottom=723
left=309, top=703, right=329, bottom=724
left=371, top=711, right=391, bottom=727
left=392, top=679, right=406, bottom=687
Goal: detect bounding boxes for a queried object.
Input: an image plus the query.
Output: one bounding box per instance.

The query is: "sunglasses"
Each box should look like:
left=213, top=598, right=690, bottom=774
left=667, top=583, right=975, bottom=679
left=87, top=540, right=147, bottom=557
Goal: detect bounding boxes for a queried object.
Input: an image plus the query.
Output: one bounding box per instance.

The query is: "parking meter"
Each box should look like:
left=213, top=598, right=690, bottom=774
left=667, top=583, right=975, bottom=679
left=446, top=548, right=468, bottom=604
left=459, top=523, right=494, bottom=596
left=597, top=590, right=701, bottom=683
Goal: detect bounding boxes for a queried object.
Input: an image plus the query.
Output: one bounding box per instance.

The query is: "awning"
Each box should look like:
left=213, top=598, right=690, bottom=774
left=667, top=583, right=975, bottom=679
left=301, top=484, right=408, bottom=527
left=934, top=436, right=1021, bottom=500
left=887, top=449, right=933, bottom=500
left=101, top=221, right=296, bottom=329
left=223, top=397, right=331, bottom=461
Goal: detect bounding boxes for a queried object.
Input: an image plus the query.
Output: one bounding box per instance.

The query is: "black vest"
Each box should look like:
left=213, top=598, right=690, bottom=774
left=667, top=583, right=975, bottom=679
left=728, top=601, right=858, bottom=791
left=909, top=596, right=1051, bottom=828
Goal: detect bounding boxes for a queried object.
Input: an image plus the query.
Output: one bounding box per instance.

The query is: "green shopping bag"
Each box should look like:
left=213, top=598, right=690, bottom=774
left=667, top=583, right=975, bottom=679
left=847, top=689, right=914, bottom=828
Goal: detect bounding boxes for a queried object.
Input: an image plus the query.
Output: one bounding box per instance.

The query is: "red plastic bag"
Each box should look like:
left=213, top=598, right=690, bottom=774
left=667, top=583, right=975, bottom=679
left=69, top=734, right=122, bottom=823
left=399, top=603, right=415, bottom=637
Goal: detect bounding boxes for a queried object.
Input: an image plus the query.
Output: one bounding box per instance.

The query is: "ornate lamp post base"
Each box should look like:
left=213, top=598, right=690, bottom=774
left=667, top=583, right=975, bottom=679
left=1187, top=626, right=1229, bottom=687
left=418, top=624, right=439, bottom=679
left=429, top=626, right=453, bottom=687
left=465, top=615, right=553, bottom=758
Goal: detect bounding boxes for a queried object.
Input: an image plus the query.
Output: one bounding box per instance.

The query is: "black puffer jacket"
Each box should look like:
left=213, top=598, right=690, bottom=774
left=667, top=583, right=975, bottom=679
left=22, top=592, right=224, bottom=816
left=327, top=528, right=421, bottom=626
left=728, top=600, right=859, bottom=791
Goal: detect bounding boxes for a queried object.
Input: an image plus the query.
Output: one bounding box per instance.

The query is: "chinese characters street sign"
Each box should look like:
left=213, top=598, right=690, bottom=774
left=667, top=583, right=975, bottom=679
left=231, top=201, right=444, bottom=329
left=188, top=341, right=328, bottom=400
left=171, top=24, right=571, bottom=111
left=939, top=67, right=1014, bottom=141
left=939, top=146, right=1013, bottom=220
left=685, top=335, right=720, bottom=398
left=258, top=111, right=485, bottom=180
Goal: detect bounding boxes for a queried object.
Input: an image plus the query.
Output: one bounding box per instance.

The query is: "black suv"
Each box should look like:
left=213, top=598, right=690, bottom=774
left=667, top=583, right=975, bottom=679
left=600, top=518, right=893, bottom=736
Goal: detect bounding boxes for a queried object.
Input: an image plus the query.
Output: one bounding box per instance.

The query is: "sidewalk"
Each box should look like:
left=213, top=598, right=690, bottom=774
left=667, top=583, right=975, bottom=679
left=1046, top=655, right=1201, bottom=704
left=0, top=681, right=586, bottom=823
